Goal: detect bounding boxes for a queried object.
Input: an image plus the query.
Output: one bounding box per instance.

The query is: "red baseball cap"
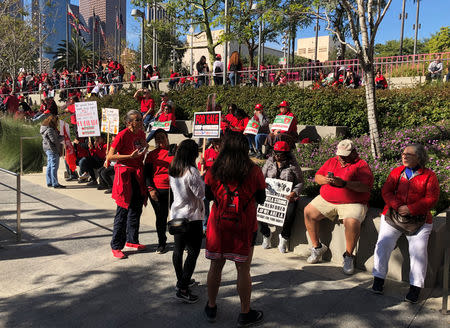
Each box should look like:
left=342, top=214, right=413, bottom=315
left=216, top=54, right=222, bottom=60
left=274, top=141, right=290, bottom=152
left=254, top=104, right=263, bottom=110
left=278, top=100, right=289, bottom=107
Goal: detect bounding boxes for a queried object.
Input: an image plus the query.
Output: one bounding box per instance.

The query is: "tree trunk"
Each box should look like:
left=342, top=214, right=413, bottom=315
left=363, top=68, right=382, bottom=158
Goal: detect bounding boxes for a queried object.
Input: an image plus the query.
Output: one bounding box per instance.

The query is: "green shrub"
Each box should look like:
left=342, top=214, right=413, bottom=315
left=96, top=83, right=450, bottom=137
left=0, top=115, right=44, bottom=173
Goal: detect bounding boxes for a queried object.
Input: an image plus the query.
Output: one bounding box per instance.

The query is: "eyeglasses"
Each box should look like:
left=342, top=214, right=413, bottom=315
left=401, top=153, right=417, bottom=157
left=132, top=118, right=143, bottom=122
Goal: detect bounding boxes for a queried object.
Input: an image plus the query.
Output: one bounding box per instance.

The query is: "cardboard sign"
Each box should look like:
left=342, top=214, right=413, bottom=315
left=271, top=115, right=293, bottom=132
left=152, top=120, right=172, bottom=131
left=193, top=111, right=221, bottom=138
left=101, top=108, right=120, bottom=134
left=243, top=119, right=260, bottom=135
left=257, top=178, right=293, bottom=227
left=75, top=101, right=100, bottom=137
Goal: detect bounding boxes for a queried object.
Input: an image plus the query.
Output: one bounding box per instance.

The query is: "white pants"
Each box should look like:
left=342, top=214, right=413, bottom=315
left=372, top=215, right=432, bottom=288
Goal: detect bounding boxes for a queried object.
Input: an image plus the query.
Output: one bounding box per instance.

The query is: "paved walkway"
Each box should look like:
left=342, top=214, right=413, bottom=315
left=0, top=170, right=448, bottom=328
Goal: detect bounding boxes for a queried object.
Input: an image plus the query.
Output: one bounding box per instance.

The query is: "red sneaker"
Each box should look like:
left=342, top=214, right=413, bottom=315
left=125, top=242, right=146, bottom=251
left=112, top=249, right=127, bottom=259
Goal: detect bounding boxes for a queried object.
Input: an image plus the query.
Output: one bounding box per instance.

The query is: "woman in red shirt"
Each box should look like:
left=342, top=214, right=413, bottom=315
left=372, top=144, right=439, bottom=303
left=145, top=129, right=174, bottom=253
left=146, top=103, right=177, bottom=142
left=264, top=101, right=298, bottom=155
left=134, top=88, right=155, bottom=128
left=375, top=70, right=388, bottom=89
left=203, top=132, right=266, bottom=325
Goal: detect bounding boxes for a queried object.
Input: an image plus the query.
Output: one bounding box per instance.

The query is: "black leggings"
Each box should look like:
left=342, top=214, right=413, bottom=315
left=172, top=220, right=203, bottom=290
left=149, top=188, right=172, bottom=246
left=260, top=201, right=298, bottom=239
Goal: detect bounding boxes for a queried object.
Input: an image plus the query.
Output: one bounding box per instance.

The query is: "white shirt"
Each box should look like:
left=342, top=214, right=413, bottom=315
left=212, top=60, right=224, bottom=76
left=169, top=166, right=205, bottom=221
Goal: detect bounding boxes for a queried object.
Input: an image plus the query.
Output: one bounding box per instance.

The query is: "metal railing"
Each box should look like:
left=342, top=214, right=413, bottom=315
left=20, top=136, right=42, bottom=176
left=442, top=208, right=450, bottom=315
left=0, top=168, right=21, bottom=242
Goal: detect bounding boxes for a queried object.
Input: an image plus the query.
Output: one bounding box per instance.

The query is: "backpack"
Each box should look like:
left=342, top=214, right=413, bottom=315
left=214, top=65, right=223, bottom=74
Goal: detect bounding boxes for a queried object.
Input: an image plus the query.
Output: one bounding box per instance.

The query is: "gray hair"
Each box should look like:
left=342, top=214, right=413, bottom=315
left=405, top=144, right=428, bottom=168
left=125, top=109, right=141, bottom=124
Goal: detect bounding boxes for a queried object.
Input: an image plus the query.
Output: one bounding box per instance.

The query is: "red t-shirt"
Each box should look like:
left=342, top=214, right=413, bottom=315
left=231, top=117, right=249, bottom=133
left=197, top=148, right=219, bottom=172
left=111, top=128, right=146, bottom=168
left=67, top=104, right=77, bottom=125
left=158, top=112, right=176, bottom=127
left=221, top=113, right=237, bottom=131
left=145, top=147, right=173, bottom=189
left=130, top=75, right=136, bottom=82
left=138, top=96, right=155, bottom=115
left=316, top=156, right=374, bottom=205
left=90, top=143, right=107, bottom=160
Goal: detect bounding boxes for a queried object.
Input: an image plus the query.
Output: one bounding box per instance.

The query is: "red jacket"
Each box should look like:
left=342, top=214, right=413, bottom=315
left=381, top=165, right=439, bottom=223
left=112, top=165, right=147, bottom=209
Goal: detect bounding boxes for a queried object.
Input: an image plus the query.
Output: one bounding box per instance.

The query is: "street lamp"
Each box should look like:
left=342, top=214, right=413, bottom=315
left=131, top=9, right=145, bottom=88
left=251, top=3, right=262, bottom=87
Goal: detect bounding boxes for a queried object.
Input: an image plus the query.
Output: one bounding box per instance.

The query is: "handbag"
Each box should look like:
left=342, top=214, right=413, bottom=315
left=384, top=208, right=426, bottom=236
left=384, top=171, right=426, bottom=236
left=168, top=218, right=189, bottom=235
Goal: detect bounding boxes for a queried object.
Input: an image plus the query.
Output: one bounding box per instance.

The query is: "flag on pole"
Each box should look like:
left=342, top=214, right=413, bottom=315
left=79, top=23, right=90, bottom=34
left=100, top=23, right=106, bottom=43
left=67, top=5, right=77, bottom=21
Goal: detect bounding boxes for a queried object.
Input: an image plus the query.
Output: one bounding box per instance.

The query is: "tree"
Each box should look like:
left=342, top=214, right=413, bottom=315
left=374, top=38, right=427, bottom=57
left=309, top=0, right=393, bottom=158
left=0, top=0, right=42, bottom=77
left=51, top=33, right=93, bottom=71
left=426, top=26, right=450, bottom=53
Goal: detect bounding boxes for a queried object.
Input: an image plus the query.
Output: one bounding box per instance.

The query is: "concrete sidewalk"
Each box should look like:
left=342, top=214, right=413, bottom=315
left=0, top=171, right=448, bottom=328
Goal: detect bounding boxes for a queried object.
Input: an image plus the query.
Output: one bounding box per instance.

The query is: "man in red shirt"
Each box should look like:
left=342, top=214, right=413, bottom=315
left=303, top=139, right=374, bottom=275
left=106, top=109, right=148, bottom=259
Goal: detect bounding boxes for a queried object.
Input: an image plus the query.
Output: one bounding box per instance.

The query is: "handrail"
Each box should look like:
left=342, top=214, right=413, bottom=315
left=442, top=207, right=450, bottom=315
left=20, top=136, right=42, bottom=176
left=0, top=167, right=21, bottom=242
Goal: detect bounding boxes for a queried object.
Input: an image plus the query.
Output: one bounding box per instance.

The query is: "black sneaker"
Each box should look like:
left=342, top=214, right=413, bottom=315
left=175, top=289, right=199, bottom=304
left=175, top=279, right=197, bottom=291
left=104, top=189, right=112, bottom=194
left=371, top=277, right=384, bottom=294
left=97, top=184, right=108, bottom=190
left=204, top=302, right=217, bottom=323
left=86, top=180, right=98, bottom=186
left=156, top=245, right=166, bottom=254
left=237, top=309, right=263, bottom=327
left=405, top=285, right=421, bottom=303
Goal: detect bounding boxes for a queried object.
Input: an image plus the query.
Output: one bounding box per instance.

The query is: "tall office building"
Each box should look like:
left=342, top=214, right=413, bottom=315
left=32, top=0, right=72, bottom=62
left=79, top=0, right=126, bottom=57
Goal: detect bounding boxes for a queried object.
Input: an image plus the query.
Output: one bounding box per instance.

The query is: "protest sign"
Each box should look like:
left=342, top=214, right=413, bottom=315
left=257, top=178, right=293, bottom=227
left=271, top=115, right=293, bottom=132
left=75, top=101, right=100, bottom=137
left=192, top=111, right=221, bottom=138
left=101, top=108, right=120, bottom=134
left=243, top=119, right=260, bottom=135
left=152, top=120, right=172, bottom=131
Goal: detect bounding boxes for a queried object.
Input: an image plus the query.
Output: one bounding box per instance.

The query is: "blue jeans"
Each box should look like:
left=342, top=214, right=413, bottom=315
left=143, top=114, right=155, bottom=129
left=45, top=150, right=60, bottom=186
left=246, top=133, right=268, bottom=152
left=229, top=72, right=237, bottom=86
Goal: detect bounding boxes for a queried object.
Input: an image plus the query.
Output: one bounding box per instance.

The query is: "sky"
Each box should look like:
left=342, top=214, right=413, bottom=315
left=69, top=0, right=449, bottom=52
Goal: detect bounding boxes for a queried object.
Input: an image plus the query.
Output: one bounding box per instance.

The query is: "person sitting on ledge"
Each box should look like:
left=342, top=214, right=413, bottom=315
left=303, top=139, right=374, bottom=275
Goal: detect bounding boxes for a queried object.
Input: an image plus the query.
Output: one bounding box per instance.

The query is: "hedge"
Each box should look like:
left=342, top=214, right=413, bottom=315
left=95, top=83, right=450, bottom=137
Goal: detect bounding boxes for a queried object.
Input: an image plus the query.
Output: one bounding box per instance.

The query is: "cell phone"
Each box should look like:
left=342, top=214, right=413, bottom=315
left=327, top=172, right=334, bottom=178
left=138, top=147, right=146, bottom=155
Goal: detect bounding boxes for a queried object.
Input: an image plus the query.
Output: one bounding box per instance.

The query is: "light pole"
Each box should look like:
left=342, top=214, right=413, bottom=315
left=189, top=26, right=194, bottom=75
left=131, top=9, right=145, bottom=88
left=223, top=0, right=228, bottom=85
left=413, top=0, right=420, bottom=56
left=399, top=0, right=407, bottom=56
left=251, top=3, right=262, bottom=87
left=314, top=7, right=319, bottom=62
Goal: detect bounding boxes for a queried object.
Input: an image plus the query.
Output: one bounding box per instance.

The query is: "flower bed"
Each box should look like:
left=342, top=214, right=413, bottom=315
left=295, top=123, right=449, bottom=214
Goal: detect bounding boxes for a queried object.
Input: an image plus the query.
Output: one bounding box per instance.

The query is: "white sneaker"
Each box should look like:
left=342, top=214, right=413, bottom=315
left=278, top=234, right=288, bottom=253
left=261, top=232, right=272, bottom=249
left=306, top=244, right=328, bottom=264
left=342, top=253, right=355, bottom=275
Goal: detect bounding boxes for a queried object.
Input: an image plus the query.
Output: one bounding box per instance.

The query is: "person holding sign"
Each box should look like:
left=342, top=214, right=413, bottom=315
left=264, top=101, right=298, bottom=157
left=203, top=132, right=266, bottom=326
left=146, top=103, right=178, bottom=142
left=259, top=141, right=304, bottom=253
left=107, top=110, right=148, bottom=259
left=303, top=140, right=374, bottom=275
left=244, top=104, right=270, bottom=158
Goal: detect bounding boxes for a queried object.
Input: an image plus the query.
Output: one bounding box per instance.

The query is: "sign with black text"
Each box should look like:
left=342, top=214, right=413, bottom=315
left=75, top=101, right=100, bottom=137
left=257, top=178, right=293, bottom=227
left=193, top=111, right=221, bottom=138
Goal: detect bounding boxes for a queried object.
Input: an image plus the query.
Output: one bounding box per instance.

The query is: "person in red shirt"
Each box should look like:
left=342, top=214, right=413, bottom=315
left=375, top=70, right=388, bottom=89
left=265, top=101, right=298, bottom=154
left=221, top=104, right=237, bottom=134
left=78, top=136, right=107, bottom=186
left=229, top=108, right=249, bottom=133
left=145, top=129, right=174, bottom=253
left=130, top=72, right=136, bottom=83
left=134, top=88, right=155, bottom=128
left=303, top=139, right=374, bottom=275
left=203, top=132, right=266, bottom=325
left=372, top=144, right=439, bottom=303
left=146, top=103, right=177, bottom=142
left=106, top=110, right=148, bottom=259
left=168, top=69, right=179, bottom=90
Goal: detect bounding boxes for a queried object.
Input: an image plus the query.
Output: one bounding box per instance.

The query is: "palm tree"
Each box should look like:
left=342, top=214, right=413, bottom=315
left=51, top=33, right=92, bottom=71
